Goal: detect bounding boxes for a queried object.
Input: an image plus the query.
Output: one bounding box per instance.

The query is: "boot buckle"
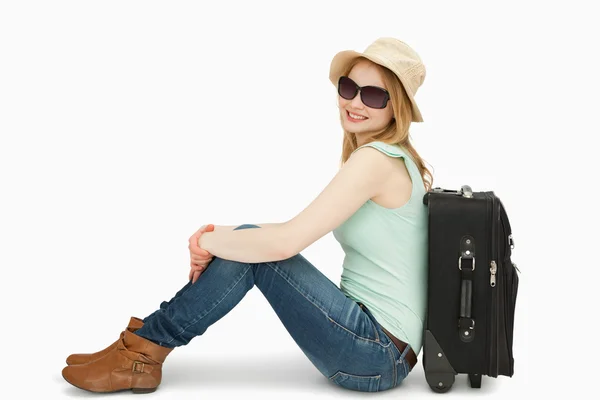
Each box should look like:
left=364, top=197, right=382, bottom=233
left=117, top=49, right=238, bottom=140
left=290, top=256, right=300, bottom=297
left=132, top=361, right=145, bottom=373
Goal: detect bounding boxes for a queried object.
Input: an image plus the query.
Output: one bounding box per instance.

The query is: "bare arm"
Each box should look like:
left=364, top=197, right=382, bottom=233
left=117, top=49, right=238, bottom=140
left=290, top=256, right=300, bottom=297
left=198, top=225, right=288, bottom=263
left=197, top=147, right=395, bottom=262
left=211, top=222, right=284, bottom=232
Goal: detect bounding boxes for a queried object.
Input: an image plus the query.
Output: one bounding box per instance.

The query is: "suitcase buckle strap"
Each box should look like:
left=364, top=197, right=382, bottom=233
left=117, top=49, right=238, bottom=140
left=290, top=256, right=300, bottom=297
left=458, top=255, right=475, bottom=271
left=458, top=317, right=475, bottom=342
left=458, top=236, right=476, bottom=343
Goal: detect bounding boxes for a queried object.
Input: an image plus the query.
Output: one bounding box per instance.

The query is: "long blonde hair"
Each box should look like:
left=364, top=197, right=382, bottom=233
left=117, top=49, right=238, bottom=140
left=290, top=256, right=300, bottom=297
left=337, top=57, right=434, bottom=192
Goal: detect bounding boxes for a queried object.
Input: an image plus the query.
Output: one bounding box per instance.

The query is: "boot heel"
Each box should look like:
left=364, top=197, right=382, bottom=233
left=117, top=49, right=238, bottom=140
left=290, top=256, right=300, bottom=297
left=132, top=387, right=157, bottom=394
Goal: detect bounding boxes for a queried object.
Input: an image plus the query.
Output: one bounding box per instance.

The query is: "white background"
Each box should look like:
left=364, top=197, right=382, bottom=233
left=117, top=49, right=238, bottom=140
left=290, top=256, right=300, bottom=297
left=1, top=0, right=597, bottom=398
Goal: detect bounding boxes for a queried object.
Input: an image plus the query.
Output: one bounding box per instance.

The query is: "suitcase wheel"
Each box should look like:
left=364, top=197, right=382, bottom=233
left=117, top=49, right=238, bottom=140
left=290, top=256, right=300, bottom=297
left=427, top=373, right=455, bottom=393
left=430, top=381, right=452, bottom=393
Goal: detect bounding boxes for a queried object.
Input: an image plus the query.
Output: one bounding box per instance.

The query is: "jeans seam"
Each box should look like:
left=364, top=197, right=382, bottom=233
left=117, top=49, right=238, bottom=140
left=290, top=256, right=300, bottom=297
left=164, top=263, right=254, bottom=345
left=358, top=303, right=381, bottom=343
left=399, top=345, right=412, bottom=377
left=403, top=357, right=410, bottom=376
left=384, top=339, right=397, bottom=387
left=265, top=260, right=381, bottom=345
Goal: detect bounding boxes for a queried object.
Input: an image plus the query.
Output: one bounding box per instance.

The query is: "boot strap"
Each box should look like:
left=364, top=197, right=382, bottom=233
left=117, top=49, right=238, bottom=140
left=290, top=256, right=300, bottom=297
left=116, top=334, right=161, bottom=374
left=132, top=360, right=155, bottom=374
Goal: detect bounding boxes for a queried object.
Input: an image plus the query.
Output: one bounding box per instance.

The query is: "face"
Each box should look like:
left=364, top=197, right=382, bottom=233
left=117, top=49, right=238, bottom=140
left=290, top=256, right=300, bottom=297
left=338, top=60, right=395, bottom=146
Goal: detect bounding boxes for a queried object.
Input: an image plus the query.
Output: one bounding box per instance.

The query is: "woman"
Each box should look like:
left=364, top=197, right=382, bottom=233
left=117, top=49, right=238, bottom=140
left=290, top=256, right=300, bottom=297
left=61, top=37, right=434, bottom=394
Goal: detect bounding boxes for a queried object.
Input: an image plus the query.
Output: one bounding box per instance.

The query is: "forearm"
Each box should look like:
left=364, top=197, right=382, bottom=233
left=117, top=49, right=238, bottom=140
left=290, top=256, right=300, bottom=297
left=211, top=223, right=284, bottom=232
left=199, top=225, right=289, bottom=263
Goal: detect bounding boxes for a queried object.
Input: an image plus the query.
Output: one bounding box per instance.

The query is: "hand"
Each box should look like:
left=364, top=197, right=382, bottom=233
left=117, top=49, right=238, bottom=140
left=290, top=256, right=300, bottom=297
left=188, top=224, right=215, bottom=283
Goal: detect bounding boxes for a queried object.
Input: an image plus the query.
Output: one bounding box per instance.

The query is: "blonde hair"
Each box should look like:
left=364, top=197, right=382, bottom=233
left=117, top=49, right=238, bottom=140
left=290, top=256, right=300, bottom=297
left=337, top=57, right=434, bottom=192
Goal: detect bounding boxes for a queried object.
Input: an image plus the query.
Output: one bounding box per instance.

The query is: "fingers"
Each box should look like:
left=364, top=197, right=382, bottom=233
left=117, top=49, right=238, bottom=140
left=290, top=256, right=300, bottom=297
left=191, top=251, right=212, bottom=260
left=191, top=253, right=213, bottom=263
left=189, top=262, right=206, bottom=283
left=189, top=245, right=209, bottom=256
left=189, top=225, right=215, bottom=281
left=190, top=262, right=208, bottom=272
left=189, top=234, right=206, bottom=254
left=192, top=269, right=202, bottom=284
left=188, top=224, right=215, bottom=256
left=191, top=260, right=210, bottom=269
left=190, top=248, right=210, bottom=257
left=189, top=264, right=202, bottom=280
left=191, top=262, right=209, bottom=270
left=190, top=256, right=209, bottom=271
left=191, top=247, right=213, bottom=260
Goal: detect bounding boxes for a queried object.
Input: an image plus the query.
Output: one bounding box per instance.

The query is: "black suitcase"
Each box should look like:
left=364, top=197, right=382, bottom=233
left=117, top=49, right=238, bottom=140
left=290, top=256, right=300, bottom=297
left=422, top=185, right=519, bottom=392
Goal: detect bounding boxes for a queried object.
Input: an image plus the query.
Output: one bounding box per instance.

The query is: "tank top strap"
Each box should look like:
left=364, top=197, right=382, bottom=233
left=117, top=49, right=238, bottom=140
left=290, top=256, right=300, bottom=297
left=352, top=141, right=414, bottom=168
left=352, top=141, right=422, bottom=195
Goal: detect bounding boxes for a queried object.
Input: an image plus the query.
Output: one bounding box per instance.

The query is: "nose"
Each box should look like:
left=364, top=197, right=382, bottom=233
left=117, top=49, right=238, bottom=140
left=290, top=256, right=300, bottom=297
left=350, top=89, right=364, bottom=109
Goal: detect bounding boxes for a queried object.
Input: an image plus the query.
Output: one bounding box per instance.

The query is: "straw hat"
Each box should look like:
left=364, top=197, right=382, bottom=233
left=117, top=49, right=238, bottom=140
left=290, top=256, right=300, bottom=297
left=329, top=37, right=426, bottom=122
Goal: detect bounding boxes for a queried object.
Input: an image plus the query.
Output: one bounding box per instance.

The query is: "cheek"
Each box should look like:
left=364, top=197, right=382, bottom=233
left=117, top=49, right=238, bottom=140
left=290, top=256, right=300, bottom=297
left=338, top=97, right=349, bottom=109
left=373, top=107, right=394, bottom=122
left=370, top=110, right=386, bottom=120
left=385, top=104, right=395, bottom=119
left=387, top=107, right=394, bottom=120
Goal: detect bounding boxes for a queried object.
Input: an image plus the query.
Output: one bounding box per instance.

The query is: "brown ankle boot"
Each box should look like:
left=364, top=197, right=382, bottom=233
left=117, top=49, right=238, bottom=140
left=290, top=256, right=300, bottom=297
left=65, top=317, right=144, bottom=365
left=62, top=328, right=173, bottom=393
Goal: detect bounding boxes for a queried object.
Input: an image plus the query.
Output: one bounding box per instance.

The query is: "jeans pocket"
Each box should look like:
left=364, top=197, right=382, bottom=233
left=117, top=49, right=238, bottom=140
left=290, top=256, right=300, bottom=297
left=327, top=308, right=380, bottom=343
left=329, top=371, right=381, bottom=392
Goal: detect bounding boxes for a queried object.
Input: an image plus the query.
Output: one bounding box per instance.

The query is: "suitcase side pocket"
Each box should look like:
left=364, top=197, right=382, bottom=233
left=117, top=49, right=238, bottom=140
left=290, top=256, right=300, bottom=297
left=508, top=261, right=519, bottom=352
left=502, top=257, right=518, bottom=376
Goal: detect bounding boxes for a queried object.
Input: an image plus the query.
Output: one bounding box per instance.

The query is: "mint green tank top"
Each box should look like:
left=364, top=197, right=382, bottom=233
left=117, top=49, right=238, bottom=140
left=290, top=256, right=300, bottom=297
left=332, top=141, right=428, bottom=355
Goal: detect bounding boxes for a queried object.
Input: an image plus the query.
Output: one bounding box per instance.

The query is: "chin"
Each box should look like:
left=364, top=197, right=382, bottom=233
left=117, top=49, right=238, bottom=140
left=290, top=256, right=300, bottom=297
left=343, top=120, right=368, bottom=131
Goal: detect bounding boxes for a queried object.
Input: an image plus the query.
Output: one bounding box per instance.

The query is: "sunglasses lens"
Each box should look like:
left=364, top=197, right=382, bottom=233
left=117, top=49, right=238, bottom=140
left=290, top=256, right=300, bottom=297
left=338, top=76, right=358, bottom=100
left=361, top=86, right=388, bottom=109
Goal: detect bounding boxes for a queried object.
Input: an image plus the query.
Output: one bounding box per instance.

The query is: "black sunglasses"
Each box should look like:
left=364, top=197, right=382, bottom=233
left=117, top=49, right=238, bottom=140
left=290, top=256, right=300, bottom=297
left=337, top=76, right=390, bottom=109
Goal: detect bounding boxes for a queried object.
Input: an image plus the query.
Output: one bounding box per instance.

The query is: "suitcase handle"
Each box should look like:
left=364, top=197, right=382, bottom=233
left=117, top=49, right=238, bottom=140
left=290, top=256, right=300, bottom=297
left=458, top=236, right=476, bottom=343
left=431, top=185, right=473, bottom=198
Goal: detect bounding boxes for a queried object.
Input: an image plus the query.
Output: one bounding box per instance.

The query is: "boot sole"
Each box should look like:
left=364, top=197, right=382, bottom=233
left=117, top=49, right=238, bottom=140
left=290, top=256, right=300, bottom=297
left=63, top=374, right=157, bottom=394
left=132, top=387, right=157, bottom=394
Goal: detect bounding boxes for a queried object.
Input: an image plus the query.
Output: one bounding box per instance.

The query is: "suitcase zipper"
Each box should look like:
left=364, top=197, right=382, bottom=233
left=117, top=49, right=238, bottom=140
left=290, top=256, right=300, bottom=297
left=490, top=260, right=497, bottom=287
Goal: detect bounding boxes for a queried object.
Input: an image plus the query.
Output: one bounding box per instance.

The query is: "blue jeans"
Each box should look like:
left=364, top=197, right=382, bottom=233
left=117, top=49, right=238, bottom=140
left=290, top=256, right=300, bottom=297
left=135, top=224, right=412, bottom=392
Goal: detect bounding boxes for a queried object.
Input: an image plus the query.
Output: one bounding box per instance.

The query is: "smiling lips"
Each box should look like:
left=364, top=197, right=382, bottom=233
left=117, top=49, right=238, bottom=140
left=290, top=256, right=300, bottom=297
left=347, top=110, right=368, bottom=122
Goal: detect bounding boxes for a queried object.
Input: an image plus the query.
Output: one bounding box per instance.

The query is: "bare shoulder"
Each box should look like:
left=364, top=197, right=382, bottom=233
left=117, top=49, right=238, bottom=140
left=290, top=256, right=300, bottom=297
left=346, top=145, right=397, bottom=173
left=345, top=146, right=398, bottom=189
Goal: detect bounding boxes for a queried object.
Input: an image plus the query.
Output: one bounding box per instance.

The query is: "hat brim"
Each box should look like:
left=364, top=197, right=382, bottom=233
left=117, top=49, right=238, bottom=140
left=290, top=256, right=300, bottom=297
left=329, top=50, right=424, bottom=122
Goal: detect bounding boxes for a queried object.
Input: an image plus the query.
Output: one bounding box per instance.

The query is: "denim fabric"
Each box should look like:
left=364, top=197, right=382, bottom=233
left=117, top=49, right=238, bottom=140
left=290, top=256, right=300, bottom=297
left=135, top=224, right=412, bottom=392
